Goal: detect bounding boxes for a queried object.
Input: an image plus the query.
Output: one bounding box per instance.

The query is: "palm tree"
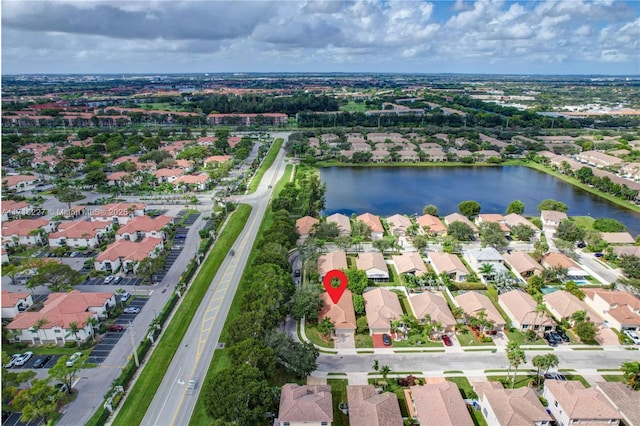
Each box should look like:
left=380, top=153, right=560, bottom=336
left=533, top=303, right=547, bottom=339
left=451, top=307, right=465, bottom=320
left=478, top=263, right=496, bottom=281
left=391, top=319, right=402, bottom=341
left=621, top=361, right=640, bottom=390
left=317, top=317, right=334, bottom=340
left=372, top=359, right=379, bottom=372
left=532, top=354, right=552, bottom=386
left=30, top=317, right=49, bottom=345
left=380, top=365, right=391, bottom=381
left=67, top=321, right=81, bottom=347
left=543, top=353, right=559, bottom=375
left=506, top=342, right=527, bottom=388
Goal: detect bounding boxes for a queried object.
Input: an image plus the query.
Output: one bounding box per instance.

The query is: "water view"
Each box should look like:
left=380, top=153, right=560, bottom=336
left=321, top=166, right=640, bottom=235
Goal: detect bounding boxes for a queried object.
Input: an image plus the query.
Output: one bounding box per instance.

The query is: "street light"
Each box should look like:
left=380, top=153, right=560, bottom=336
left=129, top=321, right=139, bottom=367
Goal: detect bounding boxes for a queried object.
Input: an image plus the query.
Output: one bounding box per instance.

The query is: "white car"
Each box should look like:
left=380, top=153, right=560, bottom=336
left=4, top=353, right=21, bottom=368
left=123, top=307, right=140, bottom=314
left=66, top=352, right=83, bottom=367
left=14, top=351, right=33, bottom=367
left=624, top=330, right=640, bottom=344
left=121, top=292, right=131, bottom=302
left=104, top=275, right=115, bottom=284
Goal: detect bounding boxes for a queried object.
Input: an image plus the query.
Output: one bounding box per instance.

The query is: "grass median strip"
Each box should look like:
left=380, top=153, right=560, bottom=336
left=248, top=138, right=283, bottom=193
left=112, top=204, right=252, bottom=426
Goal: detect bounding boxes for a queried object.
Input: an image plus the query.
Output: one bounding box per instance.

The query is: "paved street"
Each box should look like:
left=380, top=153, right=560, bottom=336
left=141, top=143, right=289, bottom=425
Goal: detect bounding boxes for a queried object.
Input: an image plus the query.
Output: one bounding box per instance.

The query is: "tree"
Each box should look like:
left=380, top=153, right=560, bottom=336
left=564, top=281, right=585, bottom=300
left=317, top=317, right=334, bottom=339
left=67, top=321, right=81, bottom=347
left=458, top=200, right=481, bottom=218
left=532, top=354, right=548, bottom=386
left=202, top=365, right=276, bottom=426
left=357, top=316, right=369, bottom=333
left=48, top=353, right=89, bottom=394
left=478, top=263, right=496, bottom=280
left=314, top=222, right=340, bottom=240
left=537, top=199, right=568, bottom=213
left=412, top=235, right=428, bottom=252
left=2, top=352, right=36, bottom=407
left=290, top=287, right=323, bottom=321
left=372, top=239, right=391, bottom=253
left=619, top=255, right=640, bottom=279
left=380, top=365, right=391, bottom=381
left=510, top=224, right=536, bottom=242
left=593, top=218, right=627, bottom=232
left=527, top=275, right=545, bottom=294
left=479, top=221, right=508, bottom=250
left=574, top=319, right=597, bottom=343
left=506, top=200, right=525, bottom=215
left=227, top=338, right=276, bottom=377
left=265, top=332, right=319, bottom=377
left=447, top=221, right=475, bottom=241
left=136, top=257, right=166, bottom=284
left=27, top=261, right=83, bottom=292
left=345, top=269, right=369, bottom=295
left=621, top=361, right=640, bottom=390
left=556, top=219, right=586, bottom=243
left=506, top=342, right=526, bottom=388
left=253, top=242, right=290, bottom=271
left=423, top=204, right=439, bottom=216
left=54, top=182, right=84, bottom=209
left=11, top=378, right=59, bottom=424
left=353, top=294, right=365, bottom=315
left=351, top=220, right=371, bottom=239
left=334, top=235, right=352, bottom=252
left=441, top=236, right=462, bottom=253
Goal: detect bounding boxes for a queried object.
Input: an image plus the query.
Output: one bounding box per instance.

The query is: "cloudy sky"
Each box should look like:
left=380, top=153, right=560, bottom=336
left=2, top=0, right=639, bottom=75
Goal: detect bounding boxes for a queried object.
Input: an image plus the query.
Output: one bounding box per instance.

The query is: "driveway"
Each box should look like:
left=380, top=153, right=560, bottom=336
left=334, top=332, right=355, bottom=349
left=595, top=328, right=620, bottom=346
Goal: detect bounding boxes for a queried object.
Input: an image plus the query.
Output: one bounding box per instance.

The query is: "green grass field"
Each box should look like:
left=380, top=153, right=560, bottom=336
left=247, top=138, right=283, bottom=193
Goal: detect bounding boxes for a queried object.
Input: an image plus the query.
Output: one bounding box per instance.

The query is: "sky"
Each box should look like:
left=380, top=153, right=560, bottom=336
left=2, top=0, right=639, bottom=75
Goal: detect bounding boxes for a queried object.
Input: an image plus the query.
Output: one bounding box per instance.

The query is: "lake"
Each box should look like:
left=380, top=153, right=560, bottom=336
left=320, top=166, right=640, bottom=236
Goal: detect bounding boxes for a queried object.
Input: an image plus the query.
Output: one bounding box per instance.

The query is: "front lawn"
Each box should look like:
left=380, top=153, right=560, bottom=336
left=456, top=327, right=495, bottom=347
left=487, top=374, right=535, bottom=389
left=601, top=375, right=625, bottom=382
left=355, top=334, right=373, bottom=348
left=505, top=330, right=547, bottom=345
left=305, top=324, right=334, bottom=348
left=391, top=336, right=443, bottom=348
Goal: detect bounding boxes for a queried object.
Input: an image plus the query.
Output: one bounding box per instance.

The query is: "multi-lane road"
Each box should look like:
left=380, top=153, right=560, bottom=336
left=141, top=144, right=289, bottom=425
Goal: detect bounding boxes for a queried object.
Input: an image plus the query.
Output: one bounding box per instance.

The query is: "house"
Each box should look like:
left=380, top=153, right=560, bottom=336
left=1, top=200, right=34, bottom=221
left=405, top=382, right=474, bottom=426
left=154, top=168, right=183, bottom=184
left=455, top=291, right=506, bottom=332
left=7, top=290, right=116, bottom=346
left=503, top=251, right=543, bottom=281
left=543, top=380, right=621, bottom=426
left=393, top=252, right=427, bottom=276
left=612, top=245, right=640, bottom=258
left=94, top=237, right=164, bottom=273
left=319, top=289, right=356, bottom=333
left=464, top=248, right=509, bottom=280
left=317, top=250, right=348, bottom=281
left=541, top=252, right=589, bottom=281
left=276, top=384, right=333, bottom=426
left=596, top=382, right=640, bottom=426
left=543, top=290, right=603, bottom=326
left=473, top=381, right=552, bottom=426
left=356, top=252, right=389, bottom=282
left=408, top=292, right=456, bottom=331
left=416, top=214, right=447, bottom=236
left=326, top=213, right=351, bottom=236
left=347, top=385, right=403, bottom=426
left=499, top=290, right=556, bottom=332
left=601, top=232, right=636, bottom=244
left=2, top=218, right=54, bottom=248
left=503, top=213, right=541, bottom=237
left=2, top=174, right=39, bottom=192
left=540, top=210, right=568, bottom=231
left=173, top=174, right=211, bottom=191
left=48, top=220, right=111, bottom=248
left=363, top=288, right=403, bottom=334
left=203, top=155, right=232, bottom=165
left=1, top=290, right=34, bottom=320
left=208, top=113, right=288, bottom=126
left=115, top=215, right=173, bottom=242
left=356, top=213, right=384, bottom=240
left=577, top=150, right=624, bottom=168
left=386, top=214, right=412, bottom=236
left=582, top=289, right=640, bottom=331
left=476, top=214, right=510, bottom=234
left=428, top=252, right=469, bottom=282
left=88, top=202, right=147, bottom=225
left=296, top=216, right=319, bottom=239
left=444, top=213, right=479, bottom=233
left=106, top=171, right=140, bottom=187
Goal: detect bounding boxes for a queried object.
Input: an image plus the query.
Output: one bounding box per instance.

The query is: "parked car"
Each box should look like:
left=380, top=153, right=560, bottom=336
left=14, top=351, right=33, bottom=367
left=33, top=355, right=52, bottom=368
left=576, top=241, right=586, bottom=248
left=104, top=275, right=115, bottom=284
left=70, top=251, right=81, bottom=258
left=556, top=329, right=570, bottom=343
left=123, top=307, right=140, bottom=314
left=549, top=332, right=564, bottom=344
left=544, top=372, right=567, bottom=381
left=120, top=292, right=131, bottom=302
left=66, top=352, right=83, bottom=367
left=543, top=333, right=558, bottom=347
left=624, top=330, right=640, bottom=344
left=294, top=269, right=301, bottom=277
left=382, top=334, right=392, bottom=346
left=441, top=335, right=453, bottom=347
left=594, top=252, right=604, bottom=258
left=4, top=354, right=20, bottom=368
left=113, top=276, right=123, bottom=284
left=108, top=324, right=125, bottom=332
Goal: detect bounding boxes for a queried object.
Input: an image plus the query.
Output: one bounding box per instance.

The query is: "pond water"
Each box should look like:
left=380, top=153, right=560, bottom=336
left=320, top=166, right=640, bottom=235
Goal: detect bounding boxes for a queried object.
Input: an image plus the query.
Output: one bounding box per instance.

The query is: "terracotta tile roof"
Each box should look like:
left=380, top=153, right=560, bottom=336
left=499, top=290, right=556, bottom=327
left=541, top=252, right=582, bottom=270
left=596, top=382, right=640, bottom=425
left=387, top=214, right=412, bottom=235
left=407, top=382, right=473, bottom=426
left=455, top=291, right=505, bottom=327
left=106, top=171, right=134, bottom=181
left=1, top=200, right=32, bottom=213
left=2, top=218, right=50, bottom=237
left=356, top=212, right=384, bottom=234
left=7, top=290, right=113, bottom=329
left=347, top=385, right=403, bottom=426
left=363, top=288, right=403, bottom=330
left=477, top=214, right=510, bottom=232
left=608, top=305, right=640, bottom=326
left=96, top=237, right=163, bottom=262
left=278, top=384, right=333, bottom=423
left=541, top=210, right=568, bottom=223
left=393, top=252, right=427, bottom=276
left=601, top=232, right=635, bottom=244
left=612, top=246, right=640, bottom=257
left=116, top=215, right=172, bottom=235
left=1, top=290, right=30, bottom=308
left=317, top=250, right=348, bottom=278
left=88, top=202, right=146, bottom=218
left=174, top=174, right=210, bottom=185
left=444, top=213, right=479, bottom=232
left=543, top=290, right=603, bottom=324
left=2, top=174, right=38, bottom=187
left=49, top=220, right=109, bottom=239
left=296, top=216, right=319, bottom=235
left=409, top=292, right=456, bottom=327
left=503, top=251, right=543, bottom=275
left=545, top=380, right=620, bottom=420
left=503, top=213, right=540, bottom=230
left=356, top=252, right=388, bottom=275
left=416, top=214, right=447, bottom=233
left=583, top=289, right=640, bottom=311
left=428, top=252, right=468, bottom=276
left=204, top=155, right=232, bottom=164
left=319, top=289, right=356, bottom=331
left=326, top=213, right=351, bottom=235
left=474, top=381, right=552, bottom=424
left=154, top=168, right=184, bottom=178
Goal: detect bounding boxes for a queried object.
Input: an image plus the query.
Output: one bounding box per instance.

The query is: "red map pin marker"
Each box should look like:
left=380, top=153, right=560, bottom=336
left=323, top=269, right=348, bottom=304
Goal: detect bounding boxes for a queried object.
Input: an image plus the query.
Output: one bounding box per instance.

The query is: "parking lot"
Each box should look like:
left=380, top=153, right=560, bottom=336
left=6, top=354, right=62, bottom=370
left=2, top=412, right=42, bottom=426
left=88, top=296, right=149, bottom=364
left=81, top=277, right=143, bottom=286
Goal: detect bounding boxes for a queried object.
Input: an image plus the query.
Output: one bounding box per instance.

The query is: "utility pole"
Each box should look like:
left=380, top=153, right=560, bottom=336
left=129, top=321, right=139, bottom=367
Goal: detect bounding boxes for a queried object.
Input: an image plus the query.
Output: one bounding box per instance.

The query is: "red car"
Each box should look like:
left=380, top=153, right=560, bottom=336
left=108, top=324, right=124, bottom=332
left=441, top=335, right=453, bottom=346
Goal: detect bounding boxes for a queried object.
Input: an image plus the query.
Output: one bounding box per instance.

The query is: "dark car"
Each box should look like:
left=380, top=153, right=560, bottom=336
left=594, top=252, right=604, bottom=258
left=556, top=329, right=570, bottom=342
left=544, top=372, right=567, bottom=381
left=441, top=335, right=453, bottom=346
left=294, top=269, right=301, bottom=277
left=33, top=355, right=52, bottom=368
left=108, top=324, right=124, bottom=332
left=382, top=334, right=392, bottom=346
left=550, top=332, right=563, bottom=343
left=576, top=241, right=586, bottom=248
left=544, top=333, right=558, bottom=347
left=229, top=249, right=235, bottom=256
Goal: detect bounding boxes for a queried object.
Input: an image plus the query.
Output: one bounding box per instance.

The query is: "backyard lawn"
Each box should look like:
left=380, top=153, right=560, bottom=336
left=327, top=379, right=349, bottom=426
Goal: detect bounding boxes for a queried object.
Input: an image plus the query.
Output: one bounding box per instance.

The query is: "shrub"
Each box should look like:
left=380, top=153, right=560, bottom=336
left=64, top=342, right=77, bottom=348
